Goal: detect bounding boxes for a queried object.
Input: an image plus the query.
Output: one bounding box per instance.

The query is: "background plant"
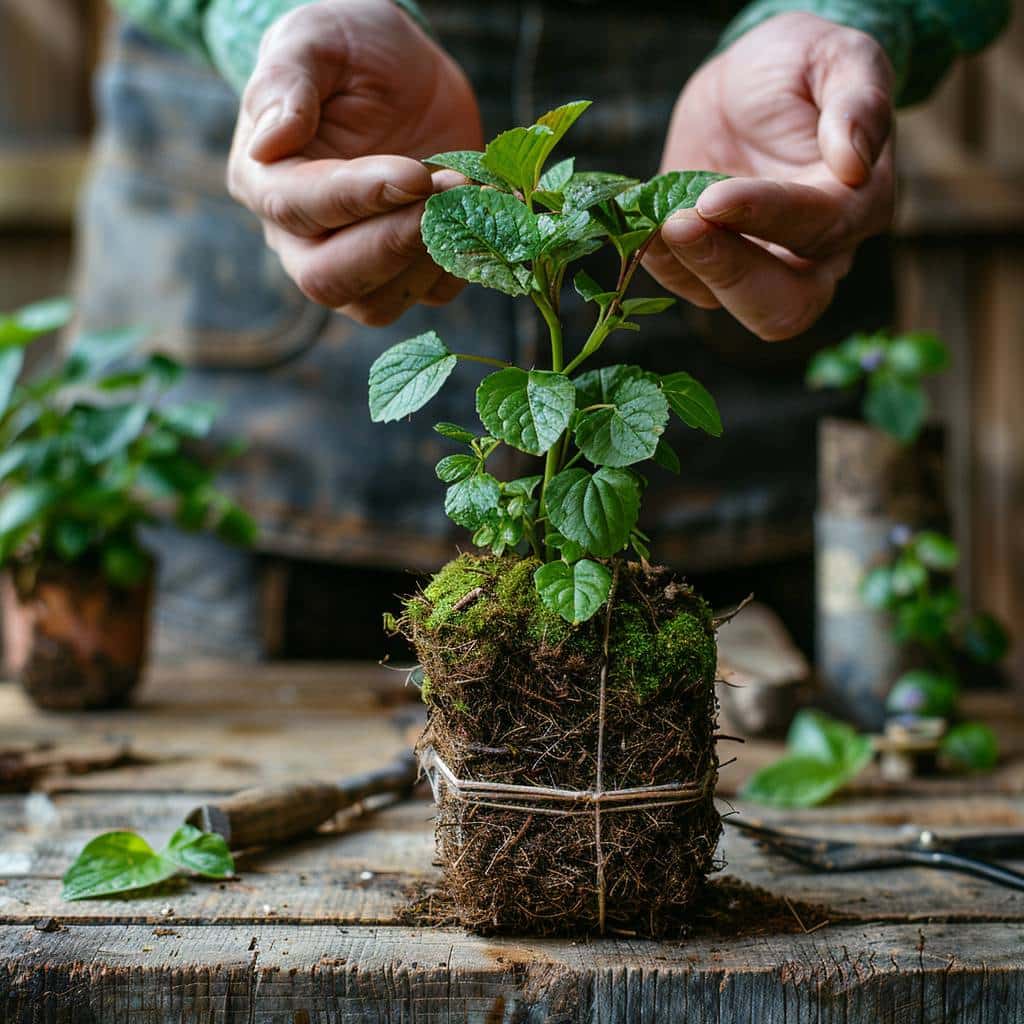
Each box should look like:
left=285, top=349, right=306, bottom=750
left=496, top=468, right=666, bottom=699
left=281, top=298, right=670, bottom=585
left=0, top=299, right=256, bottom=589
left=806, top=329, right=950, bottom=442
left=367, top=101, right=724, bottom=624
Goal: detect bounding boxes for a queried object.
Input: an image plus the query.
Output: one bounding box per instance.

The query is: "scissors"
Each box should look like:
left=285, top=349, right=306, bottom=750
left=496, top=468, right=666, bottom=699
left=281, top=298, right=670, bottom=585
left=729, top=817, right=1024, bottom=892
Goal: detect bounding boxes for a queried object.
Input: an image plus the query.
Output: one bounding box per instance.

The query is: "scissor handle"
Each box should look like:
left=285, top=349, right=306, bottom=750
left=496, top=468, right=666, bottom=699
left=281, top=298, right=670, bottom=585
left=901, top=848, right=1024, bottom=892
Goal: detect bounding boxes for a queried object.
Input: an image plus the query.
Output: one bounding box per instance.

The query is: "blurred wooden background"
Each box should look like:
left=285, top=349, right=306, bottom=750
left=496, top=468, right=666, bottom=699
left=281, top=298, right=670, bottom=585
left=1, top=0, right=1021, bottom=681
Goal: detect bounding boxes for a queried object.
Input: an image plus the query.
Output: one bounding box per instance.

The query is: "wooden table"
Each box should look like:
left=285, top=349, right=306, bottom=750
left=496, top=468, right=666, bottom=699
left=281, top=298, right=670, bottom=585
left=3, top=664, right=1024, bottom=1023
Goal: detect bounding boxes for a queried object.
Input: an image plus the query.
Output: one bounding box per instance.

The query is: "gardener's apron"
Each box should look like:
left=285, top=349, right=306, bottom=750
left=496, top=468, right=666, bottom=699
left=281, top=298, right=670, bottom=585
left=73, top=1, right=881, bottom=654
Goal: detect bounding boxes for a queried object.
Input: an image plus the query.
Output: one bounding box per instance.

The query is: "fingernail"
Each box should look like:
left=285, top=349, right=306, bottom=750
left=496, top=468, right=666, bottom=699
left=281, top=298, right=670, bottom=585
left=696, top=202, right=749, bottom=224
left=850, top=126, right=872, bottom=172
left=663, top=212, right=708, bottom=248
left=381, top=183, right=430, bottom=205
left=252, top=102, right=283, bottom=142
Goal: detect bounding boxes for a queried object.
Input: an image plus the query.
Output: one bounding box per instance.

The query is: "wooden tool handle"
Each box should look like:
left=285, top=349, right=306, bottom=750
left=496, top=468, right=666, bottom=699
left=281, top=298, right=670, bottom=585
left=185, top=751, right=418, bottom=850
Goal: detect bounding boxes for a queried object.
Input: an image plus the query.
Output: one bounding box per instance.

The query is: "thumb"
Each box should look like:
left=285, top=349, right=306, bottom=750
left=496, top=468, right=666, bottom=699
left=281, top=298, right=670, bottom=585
left=812, top=30, right=894, bottom=187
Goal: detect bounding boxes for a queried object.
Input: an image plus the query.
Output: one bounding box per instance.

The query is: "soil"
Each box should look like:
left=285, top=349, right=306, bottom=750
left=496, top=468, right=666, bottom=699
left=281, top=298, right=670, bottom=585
left=402, top=554, right=721, bottom=938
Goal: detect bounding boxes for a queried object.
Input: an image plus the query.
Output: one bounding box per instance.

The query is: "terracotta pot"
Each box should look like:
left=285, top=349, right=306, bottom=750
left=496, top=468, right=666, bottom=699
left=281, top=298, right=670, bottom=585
left=1, top=559, right=154, bottom=710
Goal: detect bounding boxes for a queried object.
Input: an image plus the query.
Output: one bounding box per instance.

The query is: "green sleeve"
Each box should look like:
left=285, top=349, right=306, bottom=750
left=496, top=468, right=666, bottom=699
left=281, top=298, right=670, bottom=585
left=718, top=0, right=1011, bottom=106
left=109, top=0, right=430, bottom=92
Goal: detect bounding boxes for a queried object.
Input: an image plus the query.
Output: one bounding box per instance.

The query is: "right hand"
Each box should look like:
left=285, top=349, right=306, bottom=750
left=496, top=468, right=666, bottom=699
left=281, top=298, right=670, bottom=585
left=227, top=0, right=482, bottom=326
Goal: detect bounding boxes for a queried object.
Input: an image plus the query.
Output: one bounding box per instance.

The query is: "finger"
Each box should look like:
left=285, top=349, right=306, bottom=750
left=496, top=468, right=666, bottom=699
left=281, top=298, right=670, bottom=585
left=659, top=209, right=838, bottom=341
left=273, top=201, right=428, bottom=309
left=340, top=254, right=444, bottom=326
left=231, top=154, right=433, bottom=237
left=641, top=236, right=721, bottom=310
left=695, top=177, right=872, bottom=260
left=811, top=29, right=894, bottom=186
left=421, top=273, right=466, bottom=307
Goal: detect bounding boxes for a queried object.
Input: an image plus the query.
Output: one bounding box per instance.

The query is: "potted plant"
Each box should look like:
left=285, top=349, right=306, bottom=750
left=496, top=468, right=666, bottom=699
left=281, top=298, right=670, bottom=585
left=0, top=300, right=256, bottom=710
left=369, top=101, right=728, bottom=936
left=806, top=330, right=951, bottom=729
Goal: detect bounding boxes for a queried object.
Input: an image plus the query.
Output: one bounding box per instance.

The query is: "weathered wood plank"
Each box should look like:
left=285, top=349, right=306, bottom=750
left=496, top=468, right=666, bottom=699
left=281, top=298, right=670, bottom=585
left=3, top=922, right=1024, bottom=1023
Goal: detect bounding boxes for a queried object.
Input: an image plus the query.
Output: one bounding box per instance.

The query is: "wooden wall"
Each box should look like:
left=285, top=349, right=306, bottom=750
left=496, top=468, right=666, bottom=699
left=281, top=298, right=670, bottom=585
left=894, top=8, right=1024, bottom=686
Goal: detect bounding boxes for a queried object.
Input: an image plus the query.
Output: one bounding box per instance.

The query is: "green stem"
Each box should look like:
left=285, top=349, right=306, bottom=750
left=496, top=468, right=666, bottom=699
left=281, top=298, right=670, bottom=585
left=533, top=291, right=566, bottom=558
left=455, top=353, right=512, bottom=369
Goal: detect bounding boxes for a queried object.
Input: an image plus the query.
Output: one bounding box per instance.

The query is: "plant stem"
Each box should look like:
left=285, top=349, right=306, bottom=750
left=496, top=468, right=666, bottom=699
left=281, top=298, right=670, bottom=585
left=533, top=291, right=567, bottom=558
left=455, top=353, right=512, bottom=369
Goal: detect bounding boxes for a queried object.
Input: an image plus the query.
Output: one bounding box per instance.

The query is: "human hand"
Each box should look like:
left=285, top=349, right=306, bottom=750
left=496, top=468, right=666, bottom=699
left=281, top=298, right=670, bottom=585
left=645, top=12, right=895, bottom=340
left=227, top=0, right=482, bottom=325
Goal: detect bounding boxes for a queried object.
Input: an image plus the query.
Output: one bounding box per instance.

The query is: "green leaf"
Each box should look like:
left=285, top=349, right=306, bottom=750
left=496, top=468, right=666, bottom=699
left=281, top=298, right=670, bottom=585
left=0, top=482, right=58, bottom=538
left=0, top=297, right=72, bottom=348
left=960, top=611, right=1010, bottom=665
left=941, top=722, right=998, bottom=773
left=482, top=101, right=591, bottom=194
left=216, top=504, right=259, bottom=547
left=539, top=157, right=575, bottom=191
left=574, top=371, right=669, bottom=467
left=886, top=670, right=959, bottom=718
left=652, top=438, right=681, bottom=474
left=635, top=170, right=729, bottom=226
left=76, top=403, right=150, bottom=463
left=62, top=832, right=178, bottom=901
left=161, top=401, right=218, bottom=438
left=890, top=552, right=928, bottom=596
left=860, top=566, right=897, bottom=609
left=545, top=467, right=640, bottom=558
left=913, top=531, right=959, bottom=572
left=548, top=530, right=585, bottom=563
left=573, top=270, right=615, bottom=306
left=422, top=187, right=539, bottom=296
left=787, top=710, right=874, bottom=773
left=436, top=454, right=479, bottom=483
left=423, top=150, right=511, bottom=190
left=66, top=327, right=147, bottom=380
left=163, top=824, right=234, bottom=879
left=661, top=371, right=723, bottom=436
left=444, top=473, right=501, bottom=529
left=476, top=367, right=575, bottom=456
left=53, top=520, right=93, bottom=561
left=433, top=422, right=477, bottom=444
left=740, top=755, right=856, bottom=809
left=537, top=210, right=594, bottom=254
left=534, top=558, right=612, bottom=624
left=806, top=348, right=862, bottom=389
left=368, top=332, right=457, bottom=423
left=0, top=348, right=23, bottom=416
left=886, top=332, right=950, bottom=376
left=504, top=475, right=542, bottom=498
left=562, top=172, right=639, bottom=213
left=574, top=364, right=655, bottom=407
left=102, top=540, right=150, bottom=588
left=864, top=376, right=928, bottom=443
left=620, top=297, right=676, bottom=317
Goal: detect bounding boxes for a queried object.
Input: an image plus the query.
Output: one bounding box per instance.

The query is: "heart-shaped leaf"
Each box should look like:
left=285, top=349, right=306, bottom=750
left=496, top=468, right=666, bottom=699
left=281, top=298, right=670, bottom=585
left=661, top=371, right=723, bottom=436
left=545, top=467, right=640, bottom=557
left=368, top=332, right=457, bottom=423
left=422, top=187, right=539, bottom=296
left=574, top=370, right=668, bottom=467
left=787, top=710, right=874, bottom=774
left=444, top=473, right=501, bottom=529
left=163, top=825, right=233, bottom=879
left=864, top=376, right=928, bottom=442
left=476, top=367, right=575, bottom=455
left=740, top=755, right=855, bottom=809
left=62, top=832, right=178, bottom=901
left=636, top=170, right=729, bottom=226
left=534, top=558, right=612, bottom=624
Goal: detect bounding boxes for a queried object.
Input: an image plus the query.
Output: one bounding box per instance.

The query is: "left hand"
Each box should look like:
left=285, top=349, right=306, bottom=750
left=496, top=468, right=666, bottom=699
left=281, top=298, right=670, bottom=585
left=644, top=12, right=895, bottom=341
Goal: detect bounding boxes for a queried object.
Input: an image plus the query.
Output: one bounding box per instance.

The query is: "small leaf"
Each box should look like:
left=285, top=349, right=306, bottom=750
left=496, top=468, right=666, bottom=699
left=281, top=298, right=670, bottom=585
left=423, top=150, right=511, bottom=190
left=549, top=530, right=585, bottom=563
left=740, top=755, right=856, bottom=809
left=161, top=400, right=218, bottom=439
left=0, top=297, right=72, bottom=348
left=436, top=454, right=479, bottom=483
left=444, top=473, right=501, bottom=529
left=504, top=475, right=543, bottom=498
left=573, top=270, right=612, bottom=304
left=941, top=722, right=998, bottom=773
left=65, top=327, right=147, bottom=380
left=534, top=558, right=612, bottom=624
left=163, top=825, right=234, bottom=879
left=636, top=170, right=729, bottom=226
left=574, top=364, right=655, bottom=407
left=890, top=552, right=927, bottom=596
left=806, top=348, right=862, bottom=389
left=0, top=482, right=58, bottom=537
left=62, top=832, right=178, bottom=901
left=620, top=297, right=676, bottom=317
left=913, top=531, right=959, bottom=572
left=368, top=332, right=457, bottom=423
left=422, top=187, right=539, bottom=296
left=787, top=710, right=874, bottom=773
left=216, top=504, right=258, bottom=547
left=864, top=376, right=928, bottom=443
left=434, top=422, right=477, bottom=444
left=652, top=438, right=681, bottom=474
left=562, top=172, right=639, bottom=213
left=960, top=611, right=1010, bottom=665
left=661, top=371, right=723, bottom=436
left=860, top=566, right=897, bottom=610
left=76, top=403, right=150, bottom=462
left=886, top=332, right=950, bottom=376
left=53, top=520, right=92, bottom=561
left=886, top=670, right=959, bottom=718
left=539, top=157, right=575, bottom=191
left=0, top=348, right=23, bottom=416
left=476, top=367, right=575, bottom=456
left=545, top=467, right=640, bottom=558
left=574, top=371, right=668, bottom=467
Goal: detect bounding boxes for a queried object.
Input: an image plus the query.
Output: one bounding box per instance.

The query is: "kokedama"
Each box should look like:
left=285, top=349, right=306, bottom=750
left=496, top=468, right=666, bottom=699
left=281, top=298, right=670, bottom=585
left=368, top=101, right=728, bottom=936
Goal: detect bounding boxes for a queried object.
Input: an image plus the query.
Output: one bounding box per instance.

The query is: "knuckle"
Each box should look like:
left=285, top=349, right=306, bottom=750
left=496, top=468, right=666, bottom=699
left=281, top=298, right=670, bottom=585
left=340, top=301, right=400, bottom=328
left=758, top=288, right=830, bottom=342
left=295, top=262, right=354, bottom=310
left=379, top=216, right=424, bottom=262
left=262, top=191, right=310, bottom=233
